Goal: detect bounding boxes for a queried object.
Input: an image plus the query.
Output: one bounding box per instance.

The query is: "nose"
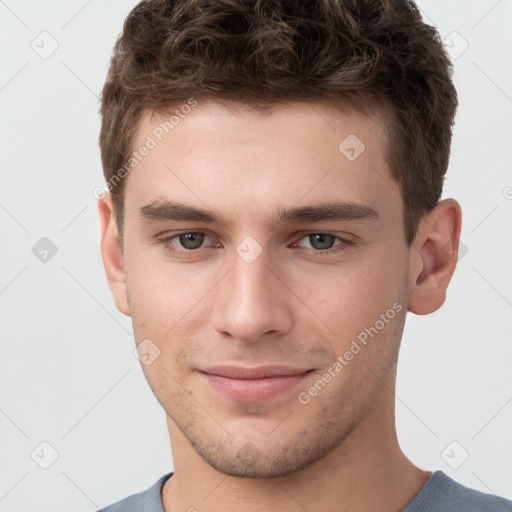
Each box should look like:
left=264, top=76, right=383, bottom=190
left=210, top=243, right=293, bottom=344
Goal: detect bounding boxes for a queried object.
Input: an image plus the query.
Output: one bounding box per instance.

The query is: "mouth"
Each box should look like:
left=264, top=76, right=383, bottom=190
left=199, top=365, right=314, bottom=402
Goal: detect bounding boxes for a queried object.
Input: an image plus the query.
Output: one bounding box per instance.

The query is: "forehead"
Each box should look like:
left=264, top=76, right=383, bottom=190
left=124, top=99, right=399, bottom=225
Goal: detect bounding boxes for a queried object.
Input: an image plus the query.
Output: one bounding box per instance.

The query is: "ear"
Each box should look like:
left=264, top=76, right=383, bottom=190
left=407, top=198, right=462, bottom=315
left=97, top=193, right=131, bottom=316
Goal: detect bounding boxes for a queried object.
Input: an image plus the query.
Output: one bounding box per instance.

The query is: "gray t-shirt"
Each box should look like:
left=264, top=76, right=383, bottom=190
left=96, top=470, right=512, bottom=511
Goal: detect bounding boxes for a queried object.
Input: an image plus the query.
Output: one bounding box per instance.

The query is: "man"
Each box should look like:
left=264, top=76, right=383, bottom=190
left=95, top=0, right=512, bottom=511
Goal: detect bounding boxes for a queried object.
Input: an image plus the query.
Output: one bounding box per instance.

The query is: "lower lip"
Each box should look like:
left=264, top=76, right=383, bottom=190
left=200, top=371, right=312, bottom=402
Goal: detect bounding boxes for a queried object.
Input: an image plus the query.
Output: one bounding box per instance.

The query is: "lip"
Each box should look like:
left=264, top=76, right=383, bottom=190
left=199, top=365, right=313, bottom=402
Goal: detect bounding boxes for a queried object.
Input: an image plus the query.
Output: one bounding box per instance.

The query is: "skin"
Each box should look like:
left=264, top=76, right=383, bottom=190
left=98, top=99, right=462, bottom=512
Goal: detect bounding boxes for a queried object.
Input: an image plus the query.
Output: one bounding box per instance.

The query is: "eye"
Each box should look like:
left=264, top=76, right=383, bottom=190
left=157, top=231, right=215, bottom=256
left=294, top=233, right=354, bottom=254
left=174, top=232, right=205, bottom=250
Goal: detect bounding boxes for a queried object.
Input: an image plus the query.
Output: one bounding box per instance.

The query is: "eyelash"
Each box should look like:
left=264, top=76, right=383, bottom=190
left=156, top=231, right=355, bottom=257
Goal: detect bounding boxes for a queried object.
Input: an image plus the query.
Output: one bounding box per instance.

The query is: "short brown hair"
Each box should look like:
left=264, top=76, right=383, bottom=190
left=99, top=0, right=458, bottom=246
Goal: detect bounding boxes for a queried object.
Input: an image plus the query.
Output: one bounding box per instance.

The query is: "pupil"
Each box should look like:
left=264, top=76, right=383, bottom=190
left=311, top=234, right=334, bottom=250
left=180, top=233, right=204, bottom=249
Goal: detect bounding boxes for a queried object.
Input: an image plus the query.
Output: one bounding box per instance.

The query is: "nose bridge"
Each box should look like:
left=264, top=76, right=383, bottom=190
left=210, top=240, right=292, bottom=342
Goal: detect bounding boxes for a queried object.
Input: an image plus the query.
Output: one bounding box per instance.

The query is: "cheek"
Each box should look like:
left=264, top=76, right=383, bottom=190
left=294, top=257, right=406, bottom=358
left=125, top=262, right=214, bottom=379
left=297, top=260, right=391, bottom=319
left=126, top=258, right=210, bottom=325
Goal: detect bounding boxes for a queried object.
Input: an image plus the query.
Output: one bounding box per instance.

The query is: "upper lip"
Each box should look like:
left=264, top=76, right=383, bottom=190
left=200, top=365, right=313, bottom=379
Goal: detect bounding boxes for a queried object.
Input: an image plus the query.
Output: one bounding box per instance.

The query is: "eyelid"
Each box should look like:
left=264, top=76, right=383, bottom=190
left=293, top=230, right=356, bottom=242
left=292, top=232, right=355, bottom=252
left=156, top=230, right=216, bottom=250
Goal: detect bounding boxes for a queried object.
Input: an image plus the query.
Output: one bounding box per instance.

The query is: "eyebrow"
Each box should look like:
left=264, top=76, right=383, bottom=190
left=138, top=199, right=380, bottom=226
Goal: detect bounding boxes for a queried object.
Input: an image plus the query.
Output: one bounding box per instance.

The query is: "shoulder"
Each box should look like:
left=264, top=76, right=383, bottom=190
left=94, top=472, right=173, bottom=512
left=405, top=470, right=512, bottom=512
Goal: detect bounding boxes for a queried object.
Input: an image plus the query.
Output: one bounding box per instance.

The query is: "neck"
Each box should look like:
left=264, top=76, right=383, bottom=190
left=161, top=383, right=431, bottom=512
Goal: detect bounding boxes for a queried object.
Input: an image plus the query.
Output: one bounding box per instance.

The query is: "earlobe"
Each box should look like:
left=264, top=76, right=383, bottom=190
left=97, top=193, right=131, bottom=317
left=407, top=199, right=462, bottom=316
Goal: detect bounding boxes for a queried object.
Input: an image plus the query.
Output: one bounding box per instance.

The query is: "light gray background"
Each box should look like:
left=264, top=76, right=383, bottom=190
left=0, top=1, right=511, bottom=511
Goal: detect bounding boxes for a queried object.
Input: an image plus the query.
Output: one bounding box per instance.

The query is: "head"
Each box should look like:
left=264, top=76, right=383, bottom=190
left=98, top=0, right=462, bottom=478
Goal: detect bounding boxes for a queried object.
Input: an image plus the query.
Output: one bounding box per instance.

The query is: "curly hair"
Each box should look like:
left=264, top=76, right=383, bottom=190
left=99, top=0, right=458, bottom=246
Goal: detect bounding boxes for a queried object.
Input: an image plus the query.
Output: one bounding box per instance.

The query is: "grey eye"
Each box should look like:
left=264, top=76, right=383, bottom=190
left=178, top=233, right=205, bottom=250
left=307, top=234, right=337, bottom=250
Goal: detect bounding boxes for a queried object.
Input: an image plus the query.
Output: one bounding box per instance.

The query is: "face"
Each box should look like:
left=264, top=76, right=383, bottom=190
left=105, top=99, right=414, bottom=477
